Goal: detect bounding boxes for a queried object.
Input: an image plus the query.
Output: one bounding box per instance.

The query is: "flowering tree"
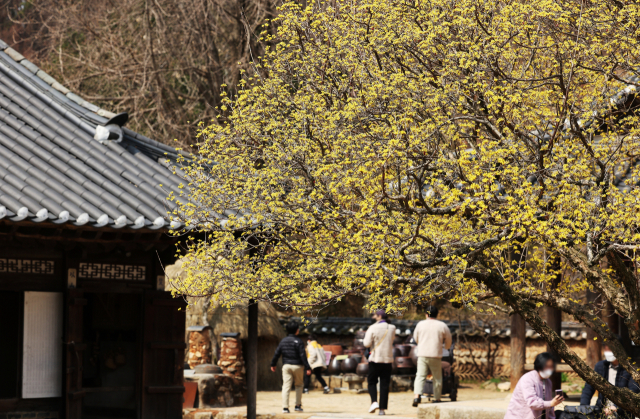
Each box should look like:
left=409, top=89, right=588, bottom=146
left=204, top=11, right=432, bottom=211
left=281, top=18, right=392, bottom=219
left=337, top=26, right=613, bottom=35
left=170, top=0, right=640, bottom=411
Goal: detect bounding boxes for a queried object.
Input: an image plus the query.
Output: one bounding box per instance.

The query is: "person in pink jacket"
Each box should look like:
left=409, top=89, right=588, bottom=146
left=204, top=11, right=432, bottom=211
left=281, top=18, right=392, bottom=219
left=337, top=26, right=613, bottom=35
left=505, top=353, right=564, bottom=419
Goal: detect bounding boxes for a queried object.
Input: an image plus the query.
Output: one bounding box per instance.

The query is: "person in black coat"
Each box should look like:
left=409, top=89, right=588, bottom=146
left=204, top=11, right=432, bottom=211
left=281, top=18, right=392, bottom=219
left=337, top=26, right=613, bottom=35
left=580, top=341, right=640, bottom=419
left=270, top=321, right=311, bottom=413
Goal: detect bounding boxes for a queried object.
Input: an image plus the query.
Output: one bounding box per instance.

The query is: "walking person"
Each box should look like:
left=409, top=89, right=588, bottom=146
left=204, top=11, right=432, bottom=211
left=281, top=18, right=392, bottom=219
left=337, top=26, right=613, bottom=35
left=364, top=309, right=396, bottom=415
left=270, top=321, right=311, bottom=413
left=303, top=333, right=331, bottom=394
left=412, top=306, right=452, bottom=406
left=505, top=352, right=564, bottom=419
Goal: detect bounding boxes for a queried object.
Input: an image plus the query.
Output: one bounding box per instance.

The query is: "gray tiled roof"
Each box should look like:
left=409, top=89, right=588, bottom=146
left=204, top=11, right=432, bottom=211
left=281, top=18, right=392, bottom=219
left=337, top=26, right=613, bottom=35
left=0, top=39, right=186, bottom=230
left=287, top=317, right=588, bottom=341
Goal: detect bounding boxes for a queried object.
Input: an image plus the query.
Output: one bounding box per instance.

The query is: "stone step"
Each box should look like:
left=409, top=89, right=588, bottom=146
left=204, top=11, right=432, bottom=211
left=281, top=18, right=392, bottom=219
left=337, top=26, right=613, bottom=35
left=417, top=404, right=506, bottom=419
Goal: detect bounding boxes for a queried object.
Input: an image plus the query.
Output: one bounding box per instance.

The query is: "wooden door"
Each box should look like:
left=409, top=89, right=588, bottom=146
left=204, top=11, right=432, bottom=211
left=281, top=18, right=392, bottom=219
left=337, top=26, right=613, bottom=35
left=141, top=291, right=186, bottom=419
left=65, top=289, right=86, bottom=419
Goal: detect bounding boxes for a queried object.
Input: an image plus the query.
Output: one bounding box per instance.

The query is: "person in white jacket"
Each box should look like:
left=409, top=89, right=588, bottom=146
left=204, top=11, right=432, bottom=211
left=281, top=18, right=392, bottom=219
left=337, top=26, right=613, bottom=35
left=303, top=334, right=330, bottom=394
left=364, top=310, right=396, bottom=415
left=412, top=306, right=452, bottom=406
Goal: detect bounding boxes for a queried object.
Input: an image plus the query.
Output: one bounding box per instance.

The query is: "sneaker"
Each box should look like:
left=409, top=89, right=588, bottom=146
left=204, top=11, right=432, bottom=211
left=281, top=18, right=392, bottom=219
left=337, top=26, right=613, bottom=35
left=283, top=408, right=290, bottom=413
left=379, top=410, right=386, bottom=415
left=303, top=388, right=309, bottom=394
left=323, top=386, right=330, bottom=394
left=368, top=402, right=379, bottom=413
left=295, top=405, right=303, bottom=412
left=412, top=396, right=421, bottom=407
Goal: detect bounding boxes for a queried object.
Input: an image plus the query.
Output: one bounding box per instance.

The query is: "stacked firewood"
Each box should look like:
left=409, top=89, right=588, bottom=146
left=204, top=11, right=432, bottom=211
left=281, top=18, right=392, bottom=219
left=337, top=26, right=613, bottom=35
left=187, top=328, right=213, bottom=369
left=218, top=336, right=245, bottom=381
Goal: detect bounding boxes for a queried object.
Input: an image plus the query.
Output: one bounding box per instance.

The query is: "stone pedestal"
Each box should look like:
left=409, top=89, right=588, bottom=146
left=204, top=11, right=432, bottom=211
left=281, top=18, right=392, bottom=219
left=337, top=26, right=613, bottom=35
left=390, top=375, right=413, bottom=392
left=343, top=374, right=365, bottom=390
left=186, top=373, right=246, bottom=408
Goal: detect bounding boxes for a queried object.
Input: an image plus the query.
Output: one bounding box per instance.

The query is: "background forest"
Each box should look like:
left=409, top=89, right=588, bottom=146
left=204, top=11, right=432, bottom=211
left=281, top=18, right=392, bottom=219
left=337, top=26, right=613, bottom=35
left=1, top=0, right=276, bottom=147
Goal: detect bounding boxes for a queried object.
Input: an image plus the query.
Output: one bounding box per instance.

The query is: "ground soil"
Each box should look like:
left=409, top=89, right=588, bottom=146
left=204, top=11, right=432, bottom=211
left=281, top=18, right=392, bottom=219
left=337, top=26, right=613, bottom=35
left=213, top=383, right=547, bottom=418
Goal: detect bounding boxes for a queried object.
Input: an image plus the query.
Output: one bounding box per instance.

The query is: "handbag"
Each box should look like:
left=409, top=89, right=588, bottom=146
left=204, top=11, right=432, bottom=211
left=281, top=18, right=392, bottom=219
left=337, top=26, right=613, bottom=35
left=562, top=406, right=601, bottom=419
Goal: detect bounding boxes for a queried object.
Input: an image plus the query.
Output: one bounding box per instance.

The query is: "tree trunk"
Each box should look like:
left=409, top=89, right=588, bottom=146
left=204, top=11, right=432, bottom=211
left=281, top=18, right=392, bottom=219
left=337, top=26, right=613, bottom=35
left=586, top=290, right=602, bottom=369
left=510, top=313, right=526, bottom=391
left=603, top=300, right=619, bottom=336
left=545, top=305, right=563, bottom=392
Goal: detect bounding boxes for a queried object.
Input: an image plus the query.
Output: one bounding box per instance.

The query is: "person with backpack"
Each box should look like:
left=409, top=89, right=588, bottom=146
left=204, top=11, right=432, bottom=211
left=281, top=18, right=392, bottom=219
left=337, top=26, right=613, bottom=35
left=303, top=333, right=331, bottom=394
left=270, top=321, right=312, bottom=413
left=363, top=309, right=396, bottom=415
left=412, top=306, right=452, bottom=406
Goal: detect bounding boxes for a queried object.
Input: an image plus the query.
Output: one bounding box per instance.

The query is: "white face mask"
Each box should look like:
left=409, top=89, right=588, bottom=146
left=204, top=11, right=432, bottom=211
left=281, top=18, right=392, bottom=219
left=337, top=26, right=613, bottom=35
left=539, top=368, right=553, bottom=379
left=604, top=351, right=616, bottom=363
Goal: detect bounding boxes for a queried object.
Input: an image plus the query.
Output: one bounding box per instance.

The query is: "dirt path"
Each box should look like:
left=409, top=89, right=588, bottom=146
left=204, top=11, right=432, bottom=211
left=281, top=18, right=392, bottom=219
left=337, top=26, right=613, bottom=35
left=215, top=384, right=508, bottom=418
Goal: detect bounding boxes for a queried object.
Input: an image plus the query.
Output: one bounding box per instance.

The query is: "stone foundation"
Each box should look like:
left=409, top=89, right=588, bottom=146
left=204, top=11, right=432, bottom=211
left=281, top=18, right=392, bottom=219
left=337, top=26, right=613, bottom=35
left=186, top=373, right=246, bottom=408
left=342, top=374, right=366, bottom=390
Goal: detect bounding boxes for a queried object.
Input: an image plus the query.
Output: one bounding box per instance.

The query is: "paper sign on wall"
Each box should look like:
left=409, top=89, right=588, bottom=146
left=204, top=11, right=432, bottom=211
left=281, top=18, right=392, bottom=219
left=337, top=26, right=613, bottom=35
left=22, top=291, right=63, bottom=398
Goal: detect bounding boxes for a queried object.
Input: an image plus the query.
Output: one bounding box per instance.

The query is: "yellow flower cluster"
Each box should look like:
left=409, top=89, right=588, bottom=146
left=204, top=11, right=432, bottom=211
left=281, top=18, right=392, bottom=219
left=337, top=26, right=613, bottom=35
left=167, top=0, right=640, bottom=317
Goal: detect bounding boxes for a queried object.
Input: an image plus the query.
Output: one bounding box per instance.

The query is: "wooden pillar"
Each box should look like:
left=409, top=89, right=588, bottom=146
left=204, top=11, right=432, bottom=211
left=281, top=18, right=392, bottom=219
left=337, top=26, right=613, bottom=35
left=510, top=313, right=526, bottom=390
left=546, top=305, right=563, bottom=392
left=247, top=300, right=258, bottom=419
left=586, top=290, right=602, bottom=369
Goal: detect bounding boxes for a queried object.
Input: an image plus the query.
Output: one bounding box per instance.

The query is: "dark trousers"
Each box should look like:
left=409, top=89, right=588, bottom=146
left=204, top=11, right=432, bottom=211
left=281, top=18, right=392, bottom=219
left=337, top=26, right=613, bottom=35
left=368, top=362, right=392, bottom=410
left=303, top=367, right=328, bottom=389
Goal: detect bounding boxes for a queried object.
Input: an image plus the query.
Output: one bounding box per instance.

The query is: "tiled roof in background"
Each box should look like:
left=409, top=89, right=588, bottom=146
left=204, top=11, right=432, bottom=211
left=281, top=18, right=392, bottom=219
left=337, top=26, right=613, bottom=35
left=0, top=39, right=187, bottom=230
left=287, top=317, right=588, bottom=341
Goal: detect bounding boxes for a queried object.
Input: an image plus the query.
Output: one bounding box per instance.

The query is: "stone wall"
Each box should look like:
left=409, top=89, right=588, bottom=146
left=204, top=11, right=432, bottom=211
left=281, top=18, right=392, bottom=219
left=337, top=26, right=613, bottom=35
left=453, top=336, right=586, bottom=380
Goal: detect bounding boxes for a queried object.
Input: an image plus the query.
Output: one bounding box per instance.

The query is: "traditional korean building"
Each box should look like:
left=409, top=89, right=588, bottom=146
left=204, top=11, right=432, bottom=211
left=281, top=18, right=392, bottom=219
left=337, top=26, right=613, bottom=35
left=0, top=39, right=186, bottom=419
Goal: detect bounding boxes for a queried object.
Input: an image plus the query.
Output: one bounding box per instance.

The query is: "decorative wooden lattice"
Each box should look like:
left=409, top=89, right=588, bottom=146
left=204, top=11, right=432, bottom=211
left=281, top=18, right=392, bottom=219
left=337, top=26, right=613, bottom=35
left=78, top=263, right=146, bottom=281
left=0, top=259, right=55, bottom=274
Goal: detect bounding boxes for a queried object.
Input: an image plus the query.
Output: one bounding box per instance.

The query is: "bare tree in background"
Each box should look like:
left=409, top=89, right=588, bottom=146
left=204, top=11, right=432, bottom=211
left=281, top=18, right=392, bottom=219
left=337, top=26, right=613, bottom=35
left=3, top=0, right=276, bottom=146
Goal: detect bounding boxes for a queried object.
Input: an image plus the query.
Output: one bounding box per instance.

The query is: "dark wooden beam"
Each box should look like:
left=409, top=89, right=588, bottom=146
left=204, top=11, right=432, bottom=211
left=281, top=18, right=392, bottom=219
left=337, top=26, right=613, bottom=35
left=247, top=300, right=258, bottom=419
